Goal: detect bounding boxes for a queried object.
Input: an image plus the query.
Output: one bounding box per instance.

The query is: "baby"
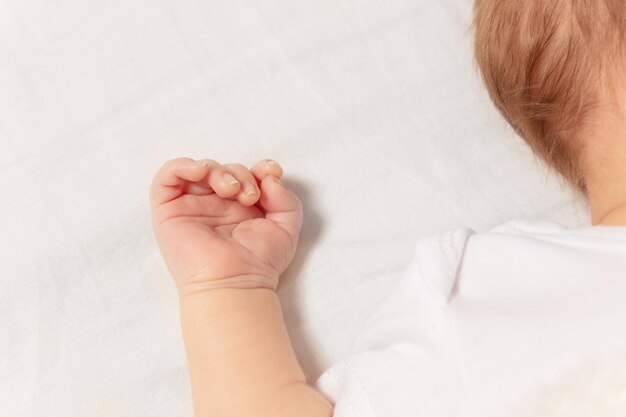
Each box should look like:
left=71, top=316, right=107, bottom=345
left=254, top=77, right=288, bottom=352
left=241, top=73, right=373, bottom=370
left=150, top=1, right=626, bottom=416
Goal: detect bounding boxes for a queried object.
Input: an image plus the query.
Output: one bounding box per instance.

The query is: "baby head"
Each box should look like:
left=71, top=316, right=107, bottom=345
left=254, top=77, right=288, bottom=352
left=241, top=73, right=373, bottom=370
left=474, top=0, right=626, bottom=194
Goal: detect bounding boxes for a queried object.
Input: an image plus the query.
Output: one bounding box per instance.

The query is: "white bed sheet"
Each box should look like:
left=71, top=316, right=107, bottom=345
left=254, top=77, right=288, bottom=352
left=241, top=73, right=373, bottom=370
left=0, top=0, right=589, bottom=415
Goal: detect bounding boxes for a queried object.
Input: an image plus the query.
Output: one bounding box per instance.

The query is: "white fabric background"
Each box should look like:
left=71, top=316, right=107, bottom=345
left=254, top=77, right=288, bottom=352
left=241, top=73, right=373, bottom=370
left=0, top=0, right=589, bottom=415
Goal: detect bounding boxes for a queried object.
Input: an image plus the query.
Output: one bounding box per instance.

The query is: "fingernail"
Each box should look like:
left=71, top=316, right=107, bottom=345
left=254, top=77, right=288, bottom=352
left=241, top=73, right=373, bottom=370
left=243, top=182, right=257, bottom=197
left=267, top=160, right=278, bottom=167
left=222, top=172, right=239, bottom=186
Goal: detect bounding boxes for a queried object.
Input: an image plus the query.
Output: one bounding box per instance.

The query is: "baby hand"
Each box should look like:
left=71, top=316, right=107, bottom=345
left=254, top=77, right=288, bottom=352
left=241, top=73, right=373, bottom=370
left=149, top=158, right=303, bottom=295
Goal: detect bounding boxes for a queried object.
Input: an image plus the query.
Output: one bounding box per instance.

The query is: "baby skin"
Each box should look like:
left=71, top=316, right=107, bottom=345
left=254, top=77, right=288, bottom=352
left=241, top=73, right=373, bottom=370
left=149, top=158, right=333, bottom=417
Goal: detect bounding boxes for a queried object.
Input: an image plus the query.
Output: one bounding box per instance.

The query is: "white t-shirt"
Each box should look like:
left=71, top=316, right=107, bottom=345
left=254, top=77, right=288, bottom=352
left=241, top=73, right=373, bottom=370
left=316, top=219, right=626, bottom=417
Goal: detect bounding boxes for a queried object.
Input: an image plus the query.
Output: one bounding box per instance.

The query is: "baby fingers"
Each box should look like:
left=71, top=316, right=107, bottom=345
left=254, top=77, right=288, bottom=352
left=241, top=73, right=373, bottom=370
left=197, top=160, right=242, bottom=199
left=223, top=163, right=261, bottom=206
left=250, top=159, right=283, bottom=183
left=151, top=157, right=246, bottom=207
left=150, top=157, right=275, bottom=209
left=150, top=158, right=212, bottom=206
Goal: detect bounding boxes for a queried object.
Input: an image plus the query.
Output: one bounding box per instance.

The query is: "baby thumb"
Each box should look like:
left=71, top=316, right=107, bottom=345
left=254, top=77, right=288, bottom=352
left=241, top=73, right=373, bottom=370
left=259, top=176, right=303, bottom=246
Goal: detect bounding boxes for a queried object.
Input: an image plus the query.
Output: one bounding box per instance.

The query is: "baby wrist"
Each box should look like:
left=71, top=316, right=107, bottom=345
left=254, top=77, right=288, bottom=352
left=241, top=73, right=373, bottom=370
left=177, top=274, right=277, bottom=296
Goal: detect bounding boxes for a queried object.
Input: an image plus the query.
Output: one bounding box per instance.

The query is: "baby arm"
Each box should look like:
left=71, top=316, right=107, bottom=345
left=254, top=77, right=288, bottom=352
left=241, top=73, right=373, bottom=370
left=149, top=158, right=333, bottom=417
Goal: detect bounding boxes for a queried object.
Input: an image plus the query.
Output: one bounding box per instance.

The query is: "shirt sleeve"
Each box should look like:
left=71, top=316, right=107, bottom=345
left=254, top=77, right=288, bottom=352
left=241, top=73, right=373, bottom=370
left=315, top=228, right=474, bottom=417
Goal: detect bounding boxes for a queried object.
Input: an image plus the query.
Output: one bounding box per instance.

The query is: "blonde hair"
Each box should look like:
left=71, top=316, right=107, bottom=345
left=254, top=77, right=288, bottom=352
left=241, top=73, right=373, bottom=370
left=474, top=0, right=626, bottom=193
